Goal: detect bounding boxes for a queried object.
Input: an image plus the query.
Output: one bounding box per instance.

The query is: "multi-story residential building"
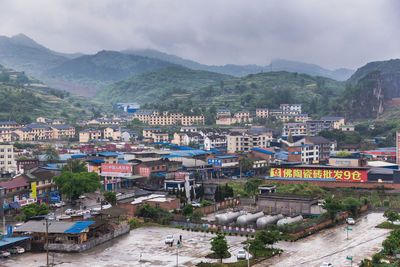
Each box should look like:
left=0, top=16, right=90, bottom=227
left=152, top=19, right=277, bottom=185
left=282, top=123, right=307, bottom=137
left=233, top=111, right=252, bottom=123
left=288, top=145, right=319, bottom=164
left=143, top=128, right=162, bottom=139
left=172, top=132, right=186, bottom=146
left=121, top=129, right=138, bottom=142
left=13, top=124, right=53, bottom=141
left=0, top=128, right=12, bottom=142
left=276, top=113, right=309, bottom=123
left=294, top=136, right=335, bottom=163
left=133, top=110, right=204, bottom=126
left=280, top=104, right=302, bottom=113
left=87, top=119, right=122, bottom=126
left=79, top=129, right=102, bottom=143
left=0, top=144, right=15, bottom=173
left=227, top=132, right=273, bottom=153
left=181, top=115, right=205, bottom=126
left=152, top=132, right=169, bottom=143
left=103, top=126, right=121, bottom=141
left=306, top=120, right=335, bottom=136
left=51, top=125, right=75, bottom=140
left=203, top=135, right=227, bottom=151
left=0, top=121, right=19, bottom=129
left=216, top=109, right=231, bottom=118
left=180, top=126, right=197, bottom=133
left=320, top=117, right=345, bottom=129
left=256, top=108, right=269, bottom=118
left=339, top=124, right=355, bottom=132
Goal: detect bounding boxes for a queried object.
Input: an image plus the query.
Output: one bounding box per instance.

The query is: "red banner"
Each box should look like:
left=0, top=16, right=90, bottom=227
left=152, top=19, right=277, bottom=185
left=270, top=167, right=367, bottom=182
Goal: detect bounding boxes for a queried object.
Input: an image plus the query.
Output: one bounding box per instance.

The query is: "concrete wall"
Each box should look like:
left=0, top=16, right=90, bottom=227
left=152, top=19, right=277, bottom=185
left=48, top=225, right=130, bottom=252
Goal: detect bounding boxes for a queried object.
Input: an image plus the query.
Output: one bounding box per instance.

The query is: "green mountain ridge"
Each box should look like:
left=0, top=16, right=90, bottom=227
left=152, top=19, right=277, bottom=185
left=95, top=66, right=233, bottom=104
left=124, top=49, right=354, bottom=81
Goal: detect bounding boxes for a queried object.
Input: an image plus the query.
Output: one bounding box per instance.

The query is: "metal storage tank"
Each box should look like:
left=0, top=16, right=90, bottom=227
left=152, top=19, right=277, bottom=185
left=256, top=214, right=284, bottom=229
left=237, top=212, right=264, bottom=226
left=216, top=211, right=244, bottom=224
left=277, top=215, right=303, bottom=226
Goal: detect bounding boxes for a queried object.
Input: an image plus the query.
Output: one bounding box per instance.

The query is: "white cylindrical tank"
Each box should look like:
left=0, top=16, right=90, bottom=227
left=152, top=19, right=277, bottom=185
left=237, top=212, right=264, bottom=226
left=216, top=211, right=244, bottom=224
left=277, top=215, right=303, bottom=226
left=256, top=214, right=284, bottom=229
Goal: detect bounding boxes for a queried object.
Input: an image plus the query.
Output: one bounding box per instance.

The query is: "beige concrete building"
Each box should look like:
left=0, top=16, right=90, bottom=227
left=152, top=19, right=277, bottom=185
left=51, top=125, right=75, bottom=140
left=79, top=129, right=102, bottom=143
left=0, top=144, right=15, bottom=172
left=227, top=132, right=273, bottom=153
left=172, top=132, right=186, bottom=146
left=104, top=126, right=121, bottom=141
left=256, top=108, right=269, bottom=118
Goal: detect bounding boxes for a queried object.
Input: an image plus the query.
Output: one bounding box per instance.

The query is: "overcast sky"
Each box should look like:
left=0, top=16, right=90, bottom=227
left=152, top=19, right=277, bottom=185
left=0, top=0, right=399, bottom=69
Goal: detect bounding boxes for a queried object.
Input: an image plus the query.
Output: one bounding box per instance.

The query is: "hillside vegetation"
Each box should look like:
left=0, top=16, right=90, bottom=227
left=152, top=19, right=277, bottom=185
left=143, top=71, right=346, bottom=117
left=95, top=66, right=233, bottom=104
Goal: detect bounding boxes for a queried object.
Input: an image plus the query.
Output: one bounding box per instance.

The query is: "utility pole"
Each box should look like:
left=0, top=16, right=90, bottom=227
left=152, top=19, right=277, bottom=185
left=176, top=244, right=179, bottom=267
left=247, top=236, right=250, bottom=267
left=45, top=218, right=50, bottom=267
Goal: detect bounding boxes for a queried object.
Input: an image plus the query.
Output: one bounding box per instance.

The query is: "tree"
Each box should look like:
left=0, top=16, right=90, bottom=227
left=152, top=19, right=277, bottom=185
left=257, top=230, right=279, bottom=248
left=182, top=204, right=194, bottom=217
left=53, top=171, right=101, bottom=200
left=243, top=178, right=264, bottom=196
left=44, top=146, right=59, bottom=163
left=15, top=203, right=49, bottom=221
left=322, top=196, right=342, bottom=221
left=249, top=237, right=265, bottom=258
left=342, top=197, right=361, bottom=217
left=210, top=234, right=229, bottom=263
left=384, top=210, right=400, bottom=224
left=190, top=187, right=195, bottom=201
left=103, top=191, right=117, bottom=206
left=61, top=159, right=87, bottom=173
left=136, top=203, right=157, bottom=218
left=239, top=157, right=254, bottom=174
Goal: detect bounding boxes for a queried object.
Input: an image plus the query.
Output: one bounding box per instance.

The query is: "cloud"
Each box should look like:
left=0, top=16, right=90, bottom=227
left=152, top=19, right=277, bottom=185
left=0, top=0, right=399, bottom=69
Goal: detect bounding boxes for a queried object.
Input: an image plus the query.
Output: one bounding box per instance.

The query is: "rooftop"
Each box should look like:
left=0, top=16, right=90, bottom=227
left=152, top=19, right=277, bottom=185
left=14, top=220, right=95, bottom=234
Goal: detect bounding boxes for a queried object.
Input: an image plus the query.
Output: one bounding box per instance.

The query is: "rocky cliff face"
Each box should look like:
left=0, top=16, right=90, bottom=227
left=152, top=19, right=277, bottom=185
left=345, top=71, right=388, bottom=120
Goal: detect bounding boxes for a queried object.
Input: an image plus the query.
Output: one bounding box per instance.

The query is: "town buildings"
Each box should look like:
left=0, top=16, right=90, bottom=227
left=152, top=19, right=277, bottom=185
left=227, top=131, right=273, bottom=153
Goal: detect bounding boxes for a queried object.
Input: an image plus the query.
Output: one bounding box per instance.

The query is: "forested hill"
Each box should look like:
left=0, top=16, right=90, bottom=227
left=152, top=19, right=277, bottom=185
left=142, top=71, right=346, bottom=117
left=0, top=66, right=103, bottom=124
left=94, top=66, right=233, bottom=104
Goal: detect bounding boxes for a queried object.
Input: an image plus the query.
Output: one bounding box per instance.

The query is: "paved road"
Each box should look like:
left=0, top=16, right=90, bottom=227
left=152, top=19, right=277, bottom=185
left=255, top=212, right=390, bottom=267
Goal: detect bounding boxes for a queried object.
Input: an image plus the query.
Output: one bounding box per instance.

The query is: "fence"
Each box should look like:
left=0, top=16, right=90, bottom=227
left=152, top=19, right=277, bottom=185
left=195, top=198, right=240, bottom=214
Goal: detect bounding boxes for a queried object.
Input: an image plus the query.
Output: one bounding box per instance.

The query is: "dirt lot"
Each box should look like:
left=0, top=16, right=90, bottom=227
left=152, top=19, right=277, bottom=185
left=1, top=226, right=249, bottom=267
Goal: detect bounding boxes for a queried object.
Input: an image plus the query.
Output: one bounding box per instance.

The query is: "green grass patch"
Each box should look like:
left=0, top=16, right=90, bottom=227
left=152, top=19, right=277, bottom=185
left=376, top=221, right=400, bottom=229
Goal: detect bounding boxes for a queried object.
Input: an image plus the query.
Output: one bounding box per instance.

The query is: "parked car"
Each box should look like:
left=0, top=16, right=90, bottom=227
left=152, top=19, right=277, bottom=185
left=0, top=250, right=10, bottom=258
left=165, top=235, right=174, bottom=245
left=8, top=246, right=24, bottom=254
left=320, top=263, right=333, bottom=267
left=47, top=213, right=56, bottom=221
left=78, top=195, right=86, bottom=199
left=65, top=209, right=74, bottom=215
left=346, top=218, right=355, bottom=225
left=190, top=202, right=201, bottom=207
left=237, top=249, right=247, bottom=260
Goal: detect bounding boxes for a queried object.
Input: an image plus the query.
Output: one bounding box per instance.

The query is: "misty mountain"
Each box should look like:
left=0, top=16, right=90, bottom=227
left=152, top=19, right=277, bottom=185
left=95, top=65, right=233, bottom=104
left=43, top=50, right=179, bottom=90
left=124, top=49, right=354, bottom=81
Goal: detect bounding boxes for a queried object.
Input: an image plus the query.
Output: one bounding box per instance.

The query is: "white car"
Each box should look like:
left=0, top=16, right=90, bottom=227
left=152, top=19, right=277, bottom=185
left=78, top=195, right=86, bottom=199
left=8, top=246, right=24, bottom=254
left=65, top=209, right=74, bottom=215
left=0, top=250, right=10, bottom=258
left=165, top=235, right=174, bottom=245
left=320, top=263, right=333, bottom=267
left=346, top=218, right=355, bottom=225
left=237, top=249, right=247, bottom=260
left=191, top=202, right=201, bottom=207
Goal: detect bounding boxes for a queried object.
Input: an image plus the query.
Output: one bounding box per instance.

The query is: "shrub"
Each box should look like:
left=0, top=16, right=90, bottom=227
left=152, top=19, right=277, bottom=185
left=383, top=199, right=390, bottom=207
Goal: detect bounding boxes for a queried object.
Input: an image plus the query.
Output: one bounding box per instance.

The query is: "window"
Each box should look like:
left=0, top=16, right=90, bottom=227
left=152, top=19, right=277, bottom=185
left=7, top=161, right=11, bottom=165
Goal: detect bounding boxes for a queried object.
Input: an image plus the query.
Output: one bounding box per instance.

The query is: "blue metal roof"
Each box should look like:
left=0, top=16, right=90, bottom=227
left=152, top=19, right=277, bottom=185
left=87, top=159, right=105, bottom=163
left=98, top=152, right=119, bottom=157
left=39, top=166, right=61, bottom=171
left=64, top=221, right=95, bottom=234
left=215, top=155, right=237, bottom=159
left=161, top=149, right=207, bottom=158
left=71, top=154, right=87, bottom=158
left=118, top=160, right=129, bottom=164
left=0, top=236, right=31, bottom=248
left=251, top=147, right=275, bottom=155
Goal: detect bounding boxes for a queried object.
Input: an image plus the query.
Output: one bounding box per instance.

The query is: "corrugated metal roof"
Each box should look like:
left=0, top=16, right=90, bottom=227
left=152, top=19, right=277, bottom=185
left=14, top=220, right=94, bottom=234
left=0, top=236, right=32, bottom=248
left=64, top=221, right=94, bottom=234
left=251, top=147, right=275, bottom=155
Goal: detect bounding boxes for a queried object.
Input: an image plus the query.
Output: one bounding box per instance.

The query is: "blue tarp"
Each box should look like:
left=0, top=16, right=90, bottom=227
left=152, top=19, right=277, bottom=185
left=64, top=221, right=95, bottom=234
left=0, top=236, right=31, bottom=248
left=98, top=152, right=119, bottom=157
left=215, top=155, right=237, bottom=159
left=71, top=154, right=87, bottom=158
